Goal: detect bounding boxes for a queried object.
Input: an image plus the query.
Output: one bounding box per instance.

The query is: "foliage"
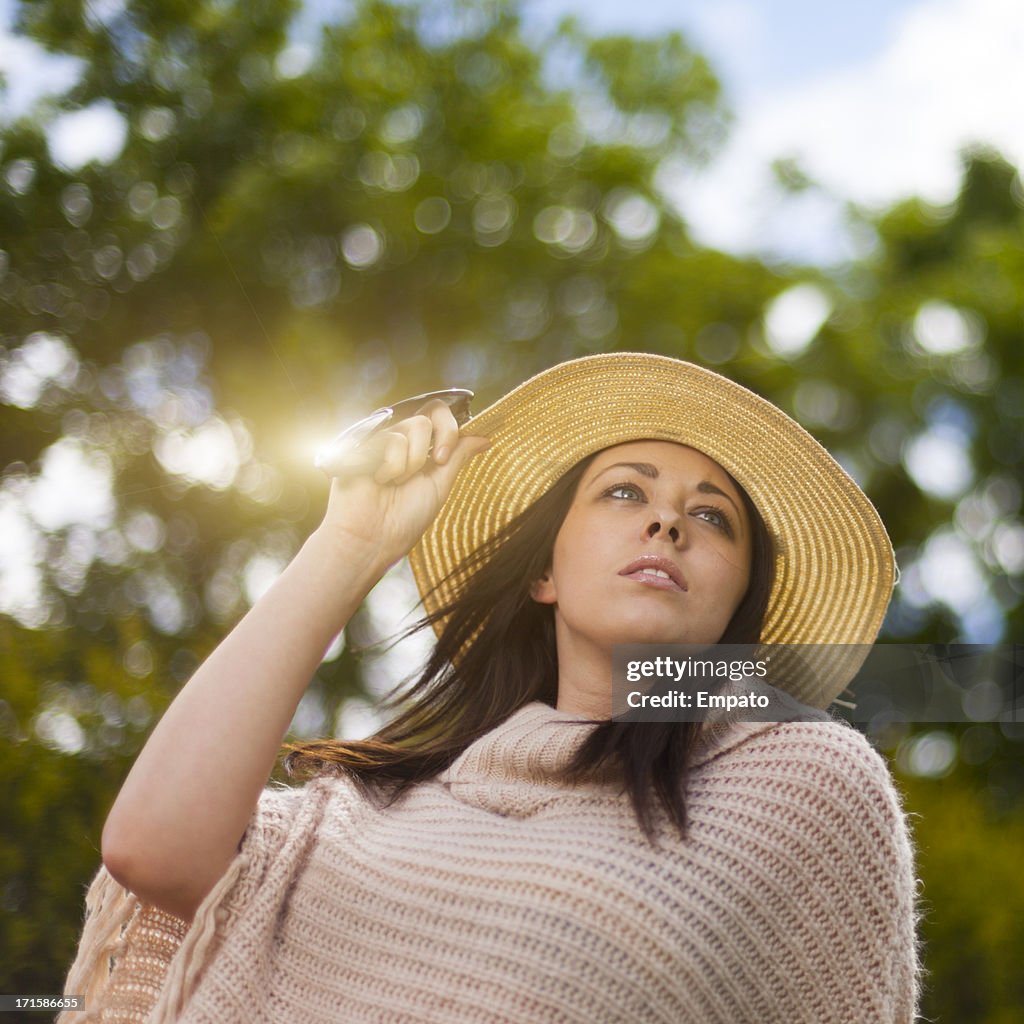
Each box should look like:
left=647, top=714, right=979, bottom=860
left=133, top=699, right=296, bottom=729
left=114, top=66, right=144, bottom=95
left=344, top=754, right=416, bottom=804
left=0, top=0, right=1021, bottom=1015
left=897, top=770, right=1024, bottom=1022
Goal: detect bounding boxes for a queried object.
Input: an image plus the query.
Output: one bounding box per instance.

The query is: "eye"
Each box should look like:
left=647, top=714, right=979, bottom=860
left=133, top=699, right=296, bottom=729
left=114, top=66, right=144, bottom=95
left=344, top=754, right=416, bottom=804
left=604, top=482, right=646, bottom=502
left=692, top=506, right=734, bottom=537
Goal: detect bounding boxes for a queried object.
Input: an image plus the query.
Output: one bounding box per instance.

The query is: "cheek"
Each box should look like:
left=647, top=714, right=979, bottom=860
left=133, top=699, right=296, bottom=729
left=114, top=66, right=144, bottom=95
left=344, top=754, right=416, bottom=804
left=532, top=521, right=582, bottom=604
left=729, top=570, right=751, bottom=610
left=550, top=513, right=595, bottom=574
left=543, top=526, right=614, bottom=611
left=704, top=532, right=750, bottom=575
left=704, top=544, right=752, bottom=612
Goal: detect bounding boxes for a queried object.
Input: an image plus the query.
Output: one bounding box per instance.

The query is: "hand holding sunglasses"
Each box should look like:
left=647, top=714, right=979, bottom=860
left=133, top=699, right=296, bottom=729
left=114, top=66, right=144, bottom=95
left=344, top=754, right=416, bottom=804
left=315, top=388, right=474, bottom=482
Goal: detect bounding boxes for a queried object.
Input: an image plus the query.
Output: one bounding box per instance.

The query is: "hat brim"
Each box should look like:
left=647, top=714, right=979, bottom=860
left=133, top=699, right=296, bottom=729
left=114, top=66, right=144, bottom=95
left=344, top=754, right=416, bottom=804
left=409, top=353, right=896, bottom=709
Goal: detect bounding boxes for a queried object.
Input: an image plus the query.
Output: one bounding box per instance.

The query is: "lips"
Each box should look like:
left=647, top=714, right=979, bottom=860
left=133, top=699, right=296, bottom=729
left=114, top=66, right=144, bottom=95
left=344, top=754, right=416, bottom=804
left=618, top=556, right=688, bottom=593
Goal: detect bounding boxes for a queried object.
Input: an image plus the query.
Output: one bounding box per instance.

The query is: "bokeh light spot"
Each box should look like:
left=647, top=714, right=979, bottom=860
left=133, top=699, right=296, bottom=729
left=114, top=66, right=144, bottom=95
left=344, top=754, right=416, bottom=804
left=763, top=283, right=831, bottom=358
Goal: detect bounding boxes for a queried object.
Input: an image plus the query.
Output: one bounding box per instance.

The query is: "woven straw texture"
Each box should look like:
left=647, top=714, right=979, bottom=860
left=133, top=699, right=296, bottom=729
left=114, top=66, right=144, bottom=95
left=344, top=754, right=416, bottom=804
left=409, top=353, right=896, bottom=708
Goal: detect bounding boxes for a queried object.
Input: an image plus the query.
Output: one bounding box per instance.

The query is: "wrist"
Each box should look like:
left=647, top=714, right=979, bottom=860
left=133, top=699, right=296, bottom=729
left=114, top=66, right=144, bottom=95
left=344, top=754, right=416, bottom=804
left=304, top=522, right=394, bottom=587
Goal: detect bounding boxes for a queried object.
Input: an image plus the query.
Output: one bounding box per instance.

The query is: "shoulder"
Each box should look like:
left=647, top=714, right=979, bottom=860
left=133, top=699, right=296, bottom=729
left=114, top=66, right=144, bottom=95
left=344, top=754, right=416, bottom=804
left=693, top=718, right=914, bottom=866
left=727, top=717, right=896, bottom=780
left=741, top=719, right=904, bottom=813
left=676, top=721, right=923, bottom=1022
left=697, top=716, right=898, bottom=794
left=243, top=777, right=343, bottom=853
left=703, top=720, right=919, bottom=926
left=692, top=721, right=922, bottom=1018
left=225, top=777, right=349, bottom=911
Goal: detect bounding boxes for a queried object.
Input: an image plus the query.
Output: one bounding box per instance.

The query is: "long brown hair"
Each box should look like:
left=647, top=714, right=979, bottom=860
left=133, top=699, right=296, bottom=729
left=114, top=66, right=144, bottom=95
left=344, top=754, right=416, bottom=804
left=283, top=446, right=775, bottom=843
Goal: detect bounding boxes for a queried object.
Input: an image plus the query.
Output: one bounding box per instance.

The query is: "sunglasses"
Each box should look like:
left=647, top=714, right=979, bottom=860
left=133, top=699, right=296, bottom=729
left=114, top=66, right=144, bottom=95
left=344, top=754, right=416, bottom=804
left=315, top=388, right=474, bottom=479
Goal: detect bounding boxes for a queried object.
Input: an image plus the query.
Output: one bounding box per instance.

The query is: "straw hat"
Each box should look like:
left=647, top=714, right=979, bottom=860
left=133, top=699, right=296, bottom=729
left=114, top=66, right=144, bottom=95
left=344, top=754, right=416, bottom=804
left=408, top=352, right=897, bottom=710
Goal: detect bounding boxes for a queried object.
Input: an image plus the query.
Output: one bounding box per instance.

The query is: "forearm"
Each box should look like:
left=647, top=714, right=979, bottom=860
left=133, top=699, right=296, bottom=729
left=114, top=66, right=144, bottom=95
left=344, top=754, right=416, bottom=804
left=101, top=525, right=385, bottom=915
left=101, top=404, right=488, bottom=921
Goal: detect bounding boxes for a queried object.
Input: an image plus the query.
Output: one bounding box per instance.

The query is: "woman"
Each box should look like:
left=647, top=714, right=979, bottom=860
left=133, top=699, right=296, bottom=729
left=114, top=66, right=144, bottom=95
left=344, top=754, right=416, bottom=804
left=61, top=353, right=920, bottom=1023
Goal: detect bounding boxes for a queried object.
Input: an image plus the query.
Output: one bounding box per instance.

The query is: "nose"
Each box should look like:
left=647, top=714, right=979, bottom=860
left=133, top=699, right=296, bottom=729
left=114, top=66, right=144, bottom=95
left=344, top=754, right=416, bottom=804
left=645, top=511, right=684, bottom=545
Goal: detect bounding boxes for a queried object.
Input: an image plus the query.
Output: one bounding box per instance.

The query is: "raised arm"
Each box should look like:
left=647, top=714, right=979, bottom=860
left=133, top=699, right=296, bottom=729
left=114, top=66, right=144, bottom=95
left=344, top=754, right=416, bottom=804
left=100, top=401, right=488, bottom=922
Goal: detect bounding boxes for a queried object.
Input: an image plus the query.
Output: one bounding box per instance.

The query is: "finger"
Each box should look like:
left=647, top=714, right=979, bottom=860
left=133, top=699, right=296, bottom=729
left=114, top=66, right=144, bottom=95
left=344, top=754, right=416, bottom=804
left=373, top=431, right=409, bottom=484
left=389, top=414, right=434, bottom=484
left=416, top=400, right=461, bottom=465
left=429, top=434, right=491, bottom=493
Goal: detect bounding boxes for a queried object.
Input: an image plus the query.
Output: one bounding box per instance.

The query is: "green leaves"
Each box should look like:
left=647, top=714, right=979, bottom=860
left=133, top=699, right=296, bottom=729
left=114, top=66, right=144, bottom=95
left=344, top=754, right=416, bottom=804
left=1, top=1, right=1022, bottom=1009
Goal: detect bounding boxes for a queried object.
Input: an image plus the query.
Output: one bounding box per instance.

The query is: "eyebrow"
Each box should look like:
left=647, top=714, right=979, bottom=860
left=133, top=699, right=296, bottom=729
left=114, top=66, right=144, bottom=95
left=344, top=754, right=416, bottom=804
left=591, top=461, right=745, bottom=520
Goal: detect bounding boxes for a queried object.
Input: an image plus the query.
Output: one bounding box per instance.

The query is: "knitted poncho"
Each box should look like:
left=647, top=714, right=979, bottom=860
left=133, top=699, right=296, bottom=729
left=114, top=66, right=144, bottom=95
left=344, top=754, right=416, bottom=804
left=60, top=701, right=921, bottom=1023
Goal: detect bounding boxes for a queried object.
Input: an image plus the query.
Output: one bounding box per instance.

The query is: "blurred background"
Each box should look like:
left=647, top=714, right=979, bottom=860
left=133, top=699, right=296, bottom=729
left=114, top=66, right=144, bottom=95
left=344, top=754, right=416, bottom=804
left=1, top=0, right=1022, bottom=1018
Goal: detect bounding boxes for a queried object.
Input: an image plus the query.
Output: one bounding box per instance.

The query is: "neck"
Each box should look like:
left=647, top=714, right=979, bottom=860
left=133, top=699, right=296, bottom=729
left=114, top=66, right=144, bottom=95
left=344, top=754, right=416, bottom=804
left=553, top=623, right=614, bottom=718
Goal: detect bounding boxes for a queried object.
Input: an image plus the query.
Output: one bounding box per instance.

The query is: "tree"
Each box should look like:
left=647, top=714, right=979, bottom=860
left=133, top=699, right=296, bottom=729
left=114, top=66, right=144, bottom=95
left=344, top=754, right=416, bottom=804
left=1, top=0, right=772, bottom=993
left=1, top=0, right=1021, bottom=1014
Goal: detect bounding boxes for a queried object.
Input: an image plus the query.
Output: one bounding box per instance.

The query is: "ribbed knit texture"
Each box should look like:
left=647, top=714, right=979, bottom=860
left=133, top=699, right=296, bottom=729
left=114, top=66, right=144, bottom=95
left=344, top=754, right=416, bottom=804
left=61, top=702, right=921, bottom=1023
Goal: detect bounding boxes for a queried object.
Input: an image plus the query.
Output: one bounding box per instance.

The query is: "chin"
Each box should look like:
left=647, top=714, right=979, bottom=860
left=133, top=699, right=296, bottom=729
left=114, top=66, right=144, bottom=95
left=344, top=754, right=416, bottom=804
left=613, top=617, right=700, bottom=647
left=630, top=614, right=730, bottom=647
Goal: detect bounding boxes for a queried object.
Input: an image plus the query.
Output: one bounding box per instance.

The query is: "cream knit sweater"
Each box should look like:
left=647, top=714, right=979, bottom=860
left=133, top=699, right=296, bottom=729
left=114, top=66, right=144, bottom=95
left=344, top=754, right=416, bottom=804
left=61, top=701, right=920, bottom=1023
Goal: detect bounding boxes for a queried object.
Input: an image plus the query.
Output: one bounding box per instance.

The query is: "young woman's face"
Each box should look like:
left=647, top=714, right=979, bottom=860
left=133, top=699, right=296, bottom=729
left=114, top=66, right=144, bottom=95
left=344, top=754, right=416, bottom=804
left=532, top=440, right=753, bottom=657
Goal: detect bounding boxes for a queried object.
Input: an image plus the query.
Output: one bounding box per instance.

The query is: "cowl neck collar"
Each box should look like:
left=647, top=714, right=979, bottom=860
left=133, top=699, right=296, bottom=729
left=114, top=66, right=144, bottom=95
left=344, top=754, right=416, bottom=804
left=436, top=702, right=605, bottom=816
left=435, top=700, right=781, bottom=817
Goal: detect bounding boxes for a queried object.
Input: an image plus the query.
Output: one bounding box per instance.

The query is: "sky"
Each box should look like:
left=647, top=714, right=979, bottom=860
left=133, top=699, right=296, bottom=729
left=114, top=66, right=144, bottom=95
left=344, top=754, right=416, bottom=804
left=525, top=0, right=1024, bottom=262
left=3, top=0, right=1024, bottom=262
left=523, top=0, right=918, bottom=100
